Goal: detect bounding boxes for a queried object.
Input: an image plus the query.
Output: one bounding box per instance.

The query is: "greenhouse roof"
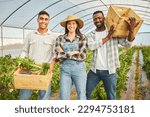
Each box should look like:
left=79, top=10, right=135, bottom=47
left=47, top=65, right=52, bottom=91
left=0, top=0, right=150, bottom=34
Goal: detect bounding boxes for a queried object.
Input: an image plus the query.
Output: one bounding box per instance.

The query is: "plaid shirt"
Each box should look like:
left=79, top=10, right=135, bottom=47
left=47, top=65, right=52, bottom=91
left=55, top=34, right=103, bottom=62
left=87, top=30, right=133, bottom=74
left=55, top=34, right=87, bottom=61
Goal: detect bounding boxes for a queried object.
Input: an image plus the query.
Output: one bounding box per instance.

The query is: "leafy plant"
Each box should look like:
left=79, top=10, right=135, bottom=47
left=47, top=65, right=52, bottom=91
left=142, top=46, right=150, bottom=80
left=0, top=55, right=50, bottom=99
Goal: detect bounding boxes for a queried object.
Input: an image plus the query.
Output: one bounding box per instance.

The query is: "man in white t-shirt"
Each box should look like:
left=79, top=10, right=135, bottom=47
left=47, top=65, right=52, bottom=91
left=86, top=10, right=139, bottom=100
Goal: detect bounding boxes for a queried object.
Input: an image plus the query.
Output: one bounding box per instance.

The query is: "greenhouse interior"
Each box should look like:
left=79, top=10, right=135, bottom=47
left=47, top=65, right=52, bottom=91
left=0, top=0, right=150, bottom=100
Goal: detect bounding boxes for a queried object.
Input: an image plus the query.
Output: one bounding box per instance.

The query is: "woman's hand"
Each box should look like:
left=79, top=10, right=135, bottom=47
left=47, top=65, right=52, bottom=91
left=55, top=47, right=64, bottom=52
left=68, top=51, right=79, bottom=56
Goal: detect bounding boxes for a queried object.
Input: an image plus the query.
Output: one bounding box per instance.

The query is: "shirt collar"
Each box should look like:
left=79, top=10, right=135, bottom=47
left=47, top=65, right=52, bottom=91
left=64, top=34, right=80, bottom=41
left=34, top=29, right=51, bottom=35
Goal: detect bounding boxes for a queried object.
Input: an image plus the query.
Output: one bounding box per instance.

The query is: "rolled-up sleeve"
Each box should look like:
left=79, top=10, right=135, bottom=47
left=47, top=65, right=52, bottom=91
left=117, top=38, right=133, bottom=48
left=20, top=33, right=30, bottom=58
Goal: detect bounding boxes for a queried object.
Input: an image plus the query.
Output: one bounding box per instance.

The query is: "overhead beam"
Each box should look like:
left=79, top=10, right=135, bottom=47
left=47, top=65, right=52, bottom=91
left=0, top=0, right=31, bottom=26
left=23, top=0, right=62, bottom=28
left=53, top=3, right=150, bottom=32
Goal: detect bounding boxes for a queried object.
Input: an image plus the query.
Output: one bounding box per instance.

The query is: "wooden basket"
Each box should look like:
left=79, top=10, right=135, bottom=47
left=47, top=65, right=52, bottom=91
left=106, top=5, right=143, bottom=38
left=13, top=68, right=52, bottom=90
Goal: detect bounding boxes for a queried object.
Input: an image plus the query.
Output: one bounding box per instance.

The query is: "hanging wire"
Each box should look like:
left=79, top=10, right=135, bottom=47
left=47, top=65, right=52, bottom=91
left=0, top=0, right=15, bottom=3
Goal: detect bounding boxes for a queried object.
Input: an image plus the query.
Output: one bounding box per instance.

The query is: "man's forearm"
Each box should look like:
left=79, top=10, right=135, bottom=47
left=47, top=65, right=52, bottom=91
left=127, top=31, right=135, bottom=42
left=102, top=36, right=111, bottom=44
left=50, top=58, right=56, bottom=73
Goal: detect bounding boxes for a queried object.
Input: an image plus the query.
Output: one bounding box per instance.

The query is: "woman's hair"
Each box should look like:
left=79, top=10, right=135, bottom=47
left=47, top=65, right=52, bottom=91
left=64, top=21, right=83, bottom=41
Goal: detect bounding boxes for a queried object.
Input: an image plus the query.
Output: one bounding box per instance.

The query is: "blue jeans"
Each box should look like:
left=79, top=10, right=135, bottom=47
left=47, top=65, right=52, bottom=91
left=86, top=70, right=116, bottom=100
left=60, top=60, right=87, bottom=100
left=19, top=85, right=51, bottom=100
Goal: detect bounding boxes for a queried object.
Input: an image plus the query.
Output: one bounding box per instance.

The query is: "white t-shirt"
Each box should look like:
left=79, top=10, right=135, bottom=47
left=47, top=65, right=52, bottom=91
left=95, top=30, right=108, bottom=70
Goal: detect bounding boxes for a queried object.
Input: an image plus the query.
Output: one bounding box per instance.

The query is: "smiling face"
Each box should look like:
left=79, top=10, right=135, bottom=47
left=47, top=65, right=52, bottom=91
left=66, top=20, right=78, bottom=33
left=93, top=12, right=105, bottom=29
left=37, top=14, right=50, bottom=30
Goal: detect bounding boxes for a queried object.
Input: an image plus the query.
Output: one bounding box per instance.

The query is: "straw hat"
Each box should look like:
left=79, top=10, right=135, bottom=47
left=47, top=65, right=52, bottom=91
left=60, top=15, right=84, bottom=28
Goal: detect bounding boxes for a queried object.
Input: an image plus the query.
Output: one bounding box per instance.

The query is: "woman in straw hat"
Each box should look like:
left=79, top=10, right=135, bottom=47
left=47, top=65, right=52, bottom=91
left=55, top=15, right=87, bottom=100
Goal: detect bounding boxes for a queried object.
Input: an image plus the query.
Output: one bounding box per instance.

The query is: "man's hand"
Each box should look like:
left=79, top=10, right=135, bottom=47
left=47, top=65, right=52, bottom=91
left=102, top=25, right=115, bottom=44
left=125, top=17, right=139, bottom=41
left=49, top=58, right=56, bottom=74
left=32, top=70, right=40, bottom=75
left=125, top=17, right=139, bottom=32
left=49, top=70, right=53, bottom=79
left=49, top=67, right=54, bottom=74
left=107, top=25, right=115, bottom=39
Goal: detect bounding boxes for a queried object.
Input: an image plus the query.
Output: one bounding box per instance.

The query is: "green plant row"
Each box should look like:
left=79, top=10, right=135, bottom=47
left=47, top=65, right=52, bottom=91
left=142, top=46, right=150, bottom=80
left=116, top=48, right=134, bottom=99
left=0, top=46, right=139, bottom=100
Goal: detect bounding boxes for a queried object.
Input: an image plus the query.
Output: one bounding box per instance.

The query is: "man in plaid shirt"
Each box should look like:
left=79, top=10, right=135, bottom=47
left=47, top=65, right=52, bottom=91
left=86, top=10, right=139, bottom=100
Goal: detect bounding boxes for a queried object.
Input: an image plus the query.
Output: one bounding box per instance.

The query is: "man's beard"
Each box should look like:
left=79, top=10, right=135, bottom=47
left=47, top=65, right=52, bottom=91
left=95, top=23, right=104, bottom=29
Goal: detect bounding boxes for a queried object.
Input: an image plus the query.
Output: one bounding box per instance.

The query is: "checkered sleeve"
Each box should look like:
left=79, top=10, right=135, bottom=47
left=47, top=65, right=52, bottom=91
left=86, top=33, right=103, bottom=50
left=55, top=36, right=67, bottom=61
left=77, top=36, right=87, bottom=60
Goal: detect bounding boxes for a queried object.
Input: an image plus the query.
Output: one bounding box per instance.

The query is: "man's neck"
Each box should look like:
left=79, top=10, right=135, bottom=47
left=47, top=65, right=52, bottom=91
left=38, top=28, right=48, bottom=35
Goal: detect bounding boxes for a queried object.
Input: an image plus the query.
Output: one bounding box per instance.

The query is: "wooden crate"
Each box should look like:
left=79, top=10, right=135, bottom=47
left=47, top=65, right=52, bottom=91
left=106, top=5, right=143, bottom=38
left=13, top=68, right=52, bottom=90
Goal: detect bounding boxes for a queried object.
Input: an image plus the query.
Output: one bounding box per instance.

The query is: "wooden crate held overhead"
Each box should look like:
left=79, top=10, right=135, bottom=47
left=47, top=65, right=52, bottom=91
left=106, top=5, right=143, bottom=38
left=13, top=68, right=52, bottom=90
